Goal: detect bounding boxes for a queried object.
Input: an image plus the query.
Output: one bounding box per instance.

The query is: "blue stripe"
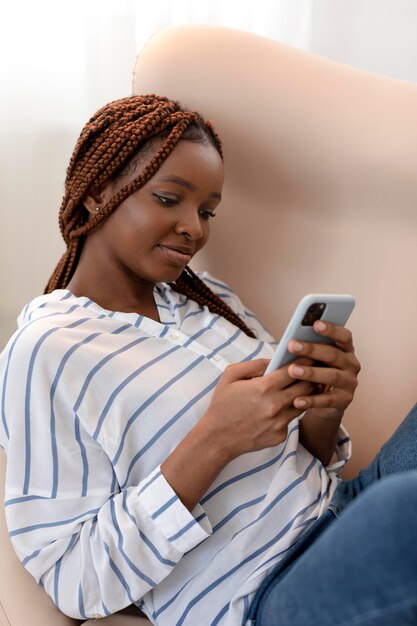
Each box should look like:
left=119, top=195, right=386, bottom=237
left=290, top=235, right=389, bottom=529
left=212, top=495, right=266, bottom=533
left=54, top=557, right=62, bottom=606
left=243, top=595, right=250, bottom=622
left=73, top=336, right=149, bottom=414
left=173, top=300, right=188, bottom=311
left=153, top=578, right=190, bottom=619
left=22, top=547, right=42, bottom=566
left=112, top=354, right=205, bottom=466
left=159, top=326, right=170, bottom=338
left=50, top=332, right=101, bottom=497
left=1, top=305, right=79, bottom=440
left=93, top=344, right=181, bottom=440
left=78, top=583, right=87, bottom=619
left=112, top=323, right=133, bottom=334
left=102, top=600, right=111, bottom=616
left=122, top=490, right=176, bottom=567
left=23, top=316, right=91, bottom=494
left=251, top=491, right=326, bottom=576
left=111, top=469, right=118, bottom=494
left=206, top=328, right=241, bottom=359
left=110, top=498, right=156, bottom=587
left=211, top=602, right=229, bottom=625
left=207, top=314, right=221, bottom=329
left=121, top=377, right=219, bottom=488
left=175, top=483, right=319, bottom=625
left=183, top=308, right=204, bottom=320
left=103, top=541, right=135, bottom=604
left=183, top=326, right=211, bottom=347
left=10, top=506, right=100, bottom=536
left=152, top=495, right=177, bottom=519
left=241, top=341, right=265, bottom=362
left=134, top=316, right=144, bottom=328
left=167, top=518, right=198, bottom=542
left=201, top=423, right=299, bottom=505
left=202, top=277, right=235, bottom=294
left=256, top=457, right=317, bottom=522
left=5, top=494, right=48, bottom=507
left=74, top=415, right=89, bottom=497
left=165, top=459, right=318, bottom=624
left=137, top=470, right=162, bottom=497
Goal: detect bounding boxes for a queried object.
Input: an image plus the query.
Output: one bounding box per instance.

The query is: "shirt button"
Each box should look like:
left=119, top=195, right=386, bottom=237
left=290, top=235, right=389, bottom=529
left=170, top=331, right=181, bottom=340
left=212, top=354, right=222, bottom=361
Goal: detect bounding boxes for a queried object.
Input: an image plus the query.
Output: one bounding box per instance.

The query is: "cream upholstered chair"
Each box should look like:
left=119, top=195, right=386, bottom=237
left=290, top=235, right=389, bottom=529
left=134, top=25, right=417, bottom=478
left=1, top=23, right=417, bottom=626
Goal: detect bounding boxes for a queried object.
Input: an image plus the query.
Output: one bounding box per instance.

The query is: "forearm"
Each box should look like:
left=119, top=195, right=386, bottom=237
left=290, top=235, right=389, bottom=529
left=298, top=408, right=344, bottom=466
left=161, top=418, right=232, bottom=512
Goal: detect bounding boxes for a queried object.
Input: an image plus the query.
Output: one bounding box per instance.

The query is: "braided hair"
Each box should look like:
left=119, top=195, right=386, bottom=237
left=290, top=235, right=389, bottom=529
left=45, top=94, right=256, bottom=338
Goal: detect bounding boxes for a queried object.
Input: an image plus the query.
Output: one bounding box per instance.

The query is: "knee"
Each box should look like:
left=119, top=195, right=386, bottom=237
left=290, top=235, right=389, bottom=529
left=343, top=470, right=417, bottom=544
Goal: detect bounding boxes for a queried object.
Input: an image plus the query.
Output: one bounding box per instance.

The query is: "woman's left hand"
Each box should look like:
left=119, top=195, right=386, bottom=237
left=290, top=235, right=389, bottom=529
left=287, top=320, right=361, bottom=420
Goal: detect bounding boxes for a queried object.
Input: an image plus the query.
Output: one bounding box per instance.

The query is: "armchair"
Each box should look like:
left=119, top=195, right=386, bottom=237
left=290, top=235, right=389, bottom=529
left=1, top=23, right=416, bottom=626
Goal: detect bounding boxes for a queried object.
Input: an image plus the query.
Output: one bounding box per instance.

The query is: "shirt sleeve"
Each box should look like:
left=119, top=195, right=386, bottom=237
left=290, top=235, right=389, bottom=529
left=324, top=424, right=352, bottom=475
left=1, top=326, right=212, bottom=619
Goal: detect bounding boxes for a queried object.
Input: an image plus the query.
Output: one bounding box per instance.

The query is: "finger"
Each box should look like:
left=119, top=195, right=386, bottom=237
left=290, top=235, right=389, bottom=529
left=264, top=357, right=314, bottom=388
left=287, top=339, right=345, bottom=369
left=287, top=363, right=352, bottom=390
left=282, top=380, right=315, bottom=406
left=222, top=358, right=272, bottom=382
left=293, top=388, right=351, bottom=411
left=312, top=320, right=354, bottom=352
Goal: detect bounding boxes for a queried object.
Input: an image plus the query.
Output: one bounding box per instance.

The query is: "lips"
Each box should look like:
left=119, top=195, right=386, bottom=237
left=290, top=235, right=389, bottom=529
left=157, top=244, right=194, bottom=267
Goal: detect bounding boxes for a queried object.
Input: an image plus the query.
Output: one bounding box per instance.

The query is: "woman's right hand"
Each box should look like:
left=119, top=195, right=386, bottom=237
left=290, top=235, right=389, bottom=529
left=161, top=357, right=313, bottom=511
left=199, top=357, right=314, bottom=462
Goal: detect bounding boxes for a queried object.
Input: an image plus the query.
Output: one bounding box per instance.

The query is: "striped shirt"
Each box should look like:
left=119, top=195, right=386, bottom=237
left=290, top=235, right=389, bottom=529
left=0, top=272, right=350, bottom=624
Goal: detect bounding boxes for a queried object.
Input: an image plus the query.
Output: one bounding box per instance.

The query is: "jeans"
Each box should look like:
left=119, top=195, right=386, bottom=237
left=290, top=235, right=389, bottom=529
left=247, top=403, right=417, bottom=625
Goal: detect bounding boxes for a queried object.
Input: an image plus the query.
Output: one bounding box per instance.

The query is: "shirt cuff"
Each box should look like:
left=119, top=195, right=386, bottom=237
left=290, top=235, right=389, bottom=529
left=325, top=424, right=352, bottom=474
left=137, top=466, right=212, bottom=553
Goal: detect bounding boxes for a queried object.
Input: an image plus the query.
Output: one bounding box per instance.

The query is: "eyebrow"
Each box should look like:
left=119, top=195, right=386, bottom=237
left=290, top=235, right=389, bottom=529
left=155, top=175, right=222, bottom=200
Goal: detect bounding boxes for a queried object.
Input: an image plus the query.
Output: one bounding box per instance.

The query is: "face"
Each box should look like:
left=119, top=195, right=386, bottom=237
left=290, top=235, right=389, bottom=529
left=85, top=139, right=224, bottom=289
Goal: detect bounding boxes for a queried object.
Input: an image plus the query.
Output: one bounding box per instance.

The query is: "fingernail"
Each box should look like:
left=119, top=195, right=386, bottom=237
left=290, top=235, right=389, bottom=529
left=292, top=342, right=303, bottom=352
left=295, top=399, right=307, bottom=408
left=315, top=321, right=326, bottom=331
left=292, top=366, right=304, bottom=376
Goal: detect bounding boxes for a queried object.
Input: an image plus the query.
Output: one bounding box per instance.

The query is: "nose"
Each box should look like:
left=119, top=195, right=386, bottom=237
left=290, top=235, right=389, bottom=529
left=174, top=211, right=205, bottom=241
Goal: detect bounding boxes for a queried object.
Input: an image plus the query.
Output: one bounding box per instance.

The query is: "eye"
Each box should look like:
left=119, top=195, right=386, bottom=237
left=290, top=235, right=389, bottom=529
left=153, top=193, right=178, bottom=206
left=199, top=209, right=216, bottom=220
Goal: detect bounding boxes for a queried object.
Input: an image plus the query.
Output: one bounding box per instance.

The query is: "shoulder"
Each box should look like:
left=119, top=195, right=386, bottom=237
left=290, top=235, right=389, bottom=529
left=0, top=291, right=123, bottom=379
left=196, top=271, right=276, bottom=342
left=196, top=270, right=240, bottom=298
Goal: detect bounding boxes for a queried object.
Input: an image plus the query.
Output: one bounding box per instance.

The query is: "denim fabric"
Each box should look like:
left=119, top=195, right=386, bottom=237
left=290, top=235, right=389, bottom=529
left=247, top=403, right=417, bottom=625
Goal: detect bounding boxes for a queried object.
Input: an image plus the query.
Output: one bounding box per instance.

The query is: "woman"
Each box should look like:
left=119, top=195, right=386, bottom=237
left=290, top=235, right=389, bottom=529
left=0, top=95, right=416, bottom=625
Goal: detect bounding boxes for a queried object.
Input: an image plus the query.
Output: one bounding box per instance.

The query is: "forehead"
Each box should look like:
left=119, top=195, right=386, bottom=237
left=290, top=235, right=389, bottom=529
left=156, top=140, right=223, bottom=177
left=121, top=139, right=224, bottom=190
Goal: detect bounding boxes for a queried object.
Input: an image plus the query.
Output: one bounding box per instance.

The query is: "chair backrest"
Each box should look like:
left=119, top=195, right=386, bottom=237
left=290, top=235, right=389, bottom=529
left=133, top=24, right=417, bottom=477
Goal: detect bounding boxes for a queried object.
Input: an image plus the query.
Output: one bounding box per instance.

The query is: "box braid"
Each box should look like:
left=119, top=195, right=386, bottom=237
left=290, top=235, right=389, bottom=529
left=45, top=95, right=256, bottom=338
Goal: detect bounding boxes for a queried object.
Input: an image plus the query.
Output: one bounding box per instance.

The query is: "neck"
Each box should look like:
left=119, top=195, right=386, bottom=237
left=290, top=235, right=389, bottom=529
left=66, top=241, right=159, bottom=319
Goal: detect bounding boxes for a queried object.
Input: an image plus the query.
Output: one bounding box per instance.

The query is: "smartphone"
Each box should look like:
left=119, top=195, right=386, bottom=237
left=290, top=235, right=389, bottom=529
left=264, top=294, right=355, bottom=375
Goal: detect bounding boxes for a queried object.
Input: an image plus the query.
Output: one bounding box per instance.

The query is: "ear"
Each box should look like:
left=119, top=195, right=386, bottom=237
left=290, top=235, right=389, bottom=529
left=83, top=193, right=104, bottom=215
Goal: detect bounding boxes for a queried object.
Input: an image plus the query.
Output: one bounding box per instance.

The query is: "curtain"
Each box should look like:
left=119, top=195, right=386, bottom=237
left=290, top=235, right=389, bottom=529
left=1, top=0, right=416, bottom=346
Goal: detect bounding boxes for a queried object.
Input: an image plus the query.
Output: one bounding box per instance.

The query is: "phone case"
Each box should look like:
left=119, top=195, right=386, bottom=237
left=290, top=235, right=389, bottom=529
left=264, top=294, right=355, bottom=375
